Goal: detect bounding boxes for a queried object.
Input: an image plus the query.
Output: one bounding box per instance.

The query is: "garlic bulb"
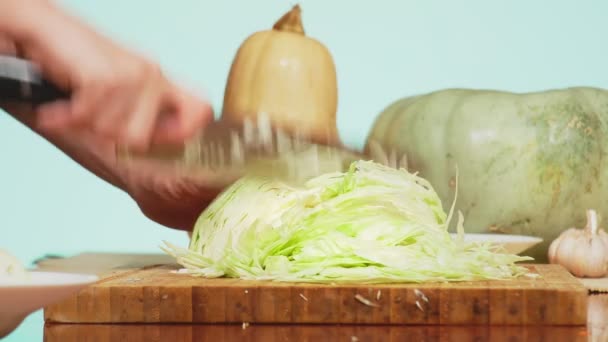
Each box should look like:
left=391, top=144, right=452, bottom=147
left=548, top=209, right=608, bottom=278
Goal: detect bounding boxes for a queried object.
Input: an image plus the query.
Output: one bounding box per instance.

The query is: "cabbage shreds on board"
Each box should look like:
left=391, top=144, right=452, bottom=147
left=162, top=160, right=532, bottom=283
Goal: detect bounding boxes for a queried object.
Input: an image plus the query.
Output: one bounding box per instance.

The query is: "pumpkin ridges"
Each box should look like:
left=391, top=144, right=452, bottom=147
left=226, top=37, right=333, bottom=113
left=221, top=31, right=277, bottom=123
left=248, top=32, right=275, bottom=124
left=365, top=87, right=608, bottom=262
left=222, top=44, right=339, bottom=143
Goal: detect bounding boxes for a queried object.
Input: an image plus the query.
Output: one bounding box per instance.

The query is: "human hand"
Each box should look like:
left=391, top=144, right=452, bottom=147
left=0, top=1, right=225, bottom=231
left=1, top=0, right=213, bottom=152
left=2, top=100, right=226, bottom=231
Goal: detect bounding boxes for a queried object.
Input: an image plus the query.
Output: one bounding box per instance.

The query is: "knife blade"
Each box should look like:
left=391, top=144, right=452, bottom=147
left=0, top=55, right=363, bottom=185
left=117, top=114, right=364, bottom=186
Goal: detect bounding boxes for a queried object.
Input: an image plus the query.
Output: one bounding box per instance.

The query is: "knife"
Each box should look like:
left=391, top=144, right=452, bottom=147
left=0, top=55, right=363, bottom=185
left=0, top=55, right=68, bottom=104
left=118, top=115, right=365, bottom=185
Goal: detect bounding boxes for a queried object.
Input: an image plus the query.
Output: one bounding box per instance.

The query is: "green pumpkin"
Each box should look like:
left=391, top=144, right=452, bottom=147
left=364, top=87, right=608, bottom=261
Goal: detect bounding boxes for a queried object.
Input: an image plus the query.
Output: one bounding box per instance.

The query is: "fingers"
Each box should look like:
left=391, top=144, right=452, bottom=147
left=36, top=101, right=73, bottom=129
left=91, top=63, right=169, bottom=150
left=20, top=19, right=213, bottom=151
left=0, top=34, right=17, bottom=55
left=124, top=83, right=162, bottom=151
left=36, top=84, right=109, bottom=133
left=152, top=86, right=214, bottom=145
left=70, top=83, right=110, bottom=125
left=33, top=57, right=160, bottom=149
left=92, top=88, right=134, bottom=137
left=35, top=69, right=213, bottom=152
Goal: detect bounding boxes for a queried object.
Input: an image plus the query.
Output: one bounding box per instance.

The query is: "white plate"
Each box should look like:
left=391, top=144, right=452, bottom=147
left=452, top=233, right=543, bottom=255
left=0, top=271, right=98, bottom=338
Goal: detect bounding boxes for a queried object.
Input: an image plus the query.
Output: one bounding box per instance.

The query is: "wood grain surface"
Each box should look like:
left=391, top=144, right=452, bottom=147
left=43, top=323, right=589, bottom=342
left=39, top=253, right=588, bottom=326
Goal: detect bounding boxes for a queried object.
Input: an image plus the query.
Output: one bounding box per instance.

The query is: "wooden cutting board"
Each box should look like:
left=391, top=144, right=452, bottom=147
left=39, top=253, right=588, bottom=326
left=43, top=323, right=589, bottom=342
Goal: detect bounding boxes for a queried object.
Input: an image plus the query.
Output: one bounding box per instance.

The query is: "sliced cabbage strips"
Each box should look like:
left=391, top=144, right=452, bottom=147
left=162, top=160, right=532, bottom=283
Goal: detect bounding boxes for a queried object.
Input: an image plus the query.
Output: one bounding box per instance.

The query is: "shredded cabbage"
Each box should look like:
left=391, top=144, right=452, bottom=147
left=162, top=160, right=532, bottom=283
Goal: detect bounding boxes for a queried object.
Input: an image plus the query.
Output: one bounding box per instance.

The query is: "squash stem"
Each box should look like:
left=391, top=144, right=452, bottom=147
left=273, top=4, right=305, bottom=35
left=586, top=209, right=599, bottom=235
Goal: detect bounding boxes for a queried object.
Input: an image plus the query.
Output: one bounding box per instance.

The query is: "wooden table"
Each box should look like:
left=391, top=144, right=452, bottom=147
left=36, top=253, right=608, bottom=341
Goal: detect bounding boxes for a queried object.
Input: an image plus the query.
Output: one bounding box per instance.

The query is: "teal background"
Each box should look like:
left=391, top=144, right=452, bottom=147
left=2, top=0, right=607, bottom=340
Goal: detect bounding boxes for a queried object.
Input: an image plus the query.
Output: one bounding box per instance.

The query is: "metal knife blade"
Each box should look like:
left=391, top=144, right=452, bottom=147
left=117, top=115, right=365, bottom=186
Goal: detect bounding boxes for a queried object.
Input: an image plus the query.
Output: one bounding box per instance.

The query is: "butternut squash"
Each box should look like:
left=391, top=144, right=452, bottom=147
left=221, top=5, right=340, bottom=145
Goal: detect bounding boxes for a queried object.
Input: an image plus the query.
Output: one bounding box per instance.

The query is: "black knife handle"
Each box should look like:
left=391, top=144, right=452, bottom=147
left=0, top=55, right=70, bottom=105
